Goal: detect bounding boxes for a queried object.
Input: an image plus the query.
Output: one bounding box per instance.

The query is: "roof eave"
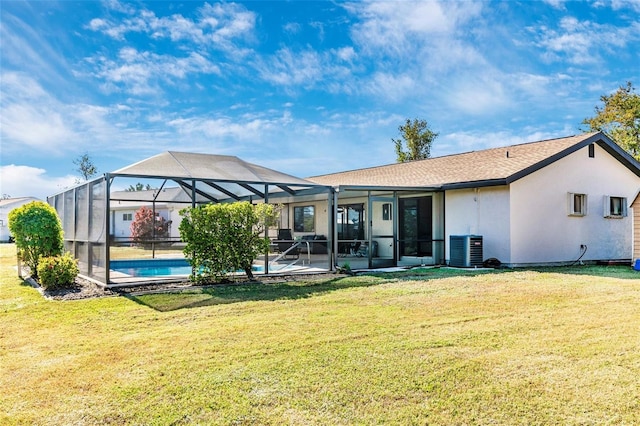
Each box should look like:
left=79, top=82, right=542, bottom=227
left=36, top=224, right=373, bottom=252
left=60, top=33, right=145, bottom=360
left=442, top=179, right=508, bottom=190
left=336, top=185, right=443, bottom=192
left=503, top=132, right=634, bottom=184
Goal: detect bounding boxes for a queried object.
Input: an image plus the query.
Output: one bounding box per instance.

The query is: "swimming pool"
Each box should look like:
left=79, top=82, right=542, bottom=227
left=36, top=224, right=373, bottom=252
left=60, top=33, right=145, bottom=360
left=110, top=259, right=263, bottom=277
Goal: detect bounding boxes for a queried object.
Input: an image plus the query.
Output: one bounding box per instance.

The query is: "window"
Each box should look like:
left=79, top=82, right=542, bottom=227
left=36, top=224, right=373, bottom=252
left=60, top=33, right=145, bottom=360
left=123, top=213, right=133, bottom=221
left=382, top=203, right=392, bottom=221
left=568, top=193, right=587, bottom=216
left=0, top=219, right=4, bottom=227
left=588, top=144, right=595, bottom=158
left=604, top=196, right=627, bottom=218
left=294, top=206, right=315, bottom=232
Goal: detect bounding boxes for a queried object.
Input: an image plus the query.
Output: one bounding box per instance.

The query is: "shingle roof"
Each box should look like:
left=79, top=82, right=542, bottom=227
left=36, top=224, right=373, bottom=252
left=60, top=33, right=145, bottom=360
left=308, top=132, right=624, bottom=189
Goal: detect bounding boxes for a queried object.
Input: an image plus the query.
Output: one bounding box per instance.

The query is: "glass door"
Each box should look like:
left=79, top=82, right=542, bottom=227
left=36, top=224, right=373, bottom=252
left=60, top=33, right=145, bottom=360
left=369, top=197, right=396, bottom=268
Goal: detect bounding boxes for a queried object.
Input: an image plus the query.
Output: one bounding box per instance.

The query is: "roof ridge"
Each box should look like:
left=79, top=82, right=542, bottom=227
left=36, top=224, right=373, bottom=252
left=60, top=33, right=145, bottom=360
left=309, top=132, right=599, bottom=178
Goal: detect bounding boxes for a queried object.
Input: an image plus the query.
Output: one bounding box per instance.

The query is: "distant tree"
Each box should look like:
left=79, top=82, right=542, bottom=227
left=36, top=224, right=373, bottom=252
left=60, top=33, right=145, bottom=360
left=393, top=118, right=439, bottom=163
left=126, top=183, right=153, bottom=192
left=73, top=153, right=98, bottom=182
left=130, top=206, right=171, bottom=246
left=8, top=201, right=64, bottom=278
left=582, top=81, right=640, bottom=160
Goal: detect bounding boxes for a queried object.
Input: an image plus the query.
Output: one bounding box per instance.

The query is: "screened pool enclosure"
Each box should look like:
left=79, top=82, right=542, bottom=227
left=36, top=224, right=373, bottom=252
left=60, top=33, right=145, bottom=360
left=48, top=152, right=335, bottom=286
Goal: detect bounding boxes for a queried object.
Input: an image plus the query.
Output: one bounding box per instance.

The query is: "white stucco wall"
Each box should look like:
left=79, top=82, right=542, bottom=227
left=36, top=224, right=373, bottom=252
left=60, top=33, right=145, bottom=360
left=509, top=143, right=639, bottom=264
left=283, top=200, right=331, bottom=238
left=110, top=203, right=172, bottom=240
left=445, top=186, right=511, bottom=264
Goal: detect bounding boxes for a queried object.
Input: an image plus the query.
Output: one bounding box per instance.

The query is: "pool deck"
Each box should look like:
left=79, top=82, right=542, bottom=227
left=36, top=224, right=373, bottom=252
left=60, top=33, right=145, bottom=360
left=105, top=253, right=349, bottom=287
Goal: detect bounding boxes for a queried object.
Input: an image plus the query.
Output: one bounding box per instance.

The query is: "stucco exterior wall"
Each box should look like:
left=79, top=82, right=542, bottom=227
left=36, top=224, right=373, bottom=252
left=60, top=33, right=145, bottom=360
left=445, top=186, right=511, bottom=264
left=510, top=143, right=638, bottom=265
left=110, top=203, right=172, bottom=240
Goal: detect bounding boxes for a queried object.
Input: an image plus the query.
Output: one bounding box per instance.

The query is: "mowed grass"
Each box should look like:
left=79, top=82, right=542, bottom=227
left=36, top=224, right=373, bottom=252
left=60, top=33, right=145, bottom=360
left=1, top=244, right=639, bottom=425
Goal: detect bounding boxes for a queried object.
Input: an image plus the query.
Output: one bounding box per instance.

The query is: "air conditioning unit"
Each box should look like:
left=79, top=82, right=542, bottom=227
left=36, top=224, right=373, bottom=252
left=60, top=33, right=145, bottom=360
left=449, top=235, right=483, bottom=267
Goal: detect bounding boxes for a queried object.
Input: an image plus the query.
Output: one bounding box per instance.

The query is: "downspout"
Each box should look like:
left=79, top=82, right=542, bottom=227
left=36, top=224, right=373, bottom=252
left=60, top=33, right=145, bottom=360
left=442, top=190, right=446, bottom=265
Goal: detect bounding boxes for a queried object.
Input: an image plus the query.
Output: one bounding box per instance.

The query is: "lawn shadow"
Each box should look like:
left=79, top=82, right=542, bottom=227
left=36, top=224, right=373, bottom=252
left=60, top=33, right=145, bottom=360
left=122, top=275, right=387, bottom=312
left=121, top=265, right=640, bottom=312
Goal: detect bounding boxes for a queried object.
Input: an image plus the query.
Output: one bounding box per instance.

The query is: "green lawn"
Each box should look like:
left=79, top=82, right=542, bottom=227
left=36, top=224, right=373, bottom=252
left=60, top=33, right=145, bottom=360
left=1, top=243, right=639, bottom=425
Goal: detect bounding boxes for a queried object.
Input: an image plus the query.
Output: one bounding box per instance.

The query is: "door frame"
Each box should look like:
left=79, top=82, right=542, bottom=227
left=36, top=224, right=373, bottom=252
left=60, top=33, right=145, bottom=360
left=368, top=195, right=397, bottom=268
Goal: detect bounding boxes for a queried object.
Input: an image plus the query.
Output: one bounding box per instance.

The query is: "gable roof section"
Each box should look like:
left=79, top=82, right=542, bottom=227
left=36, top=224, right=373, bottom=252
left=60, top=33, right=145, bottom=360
left=111, top=151, right=316, bottom=186
left=308, top=132, right=640, bottom=190
left=109, top=151, right=331, bottom=203
left=0, top=197, right=40, bottom=208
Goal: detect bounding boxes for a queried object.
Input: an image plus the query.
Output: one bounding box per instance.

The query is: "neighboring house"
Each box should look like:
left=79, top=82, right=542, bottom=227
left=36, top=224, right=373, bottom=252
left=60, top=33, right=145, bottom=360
left=0, top=197, right=40, bottom=242
left=307, top=131, right=640, bottom=267
left=109, top=187, right=189, bottom=242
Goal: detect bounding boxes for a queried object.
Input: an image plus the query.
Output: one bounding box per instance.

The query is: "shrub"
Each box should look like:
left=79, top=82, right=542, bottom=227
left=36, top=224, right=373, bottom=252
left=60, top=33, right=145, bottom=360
left=8, top=201, right=64, bottom=277
left=130, top=206, right=171, bottom=247
left=37, top=252, right=79, bottom=290
left=179, top=202, right=279, bottom=282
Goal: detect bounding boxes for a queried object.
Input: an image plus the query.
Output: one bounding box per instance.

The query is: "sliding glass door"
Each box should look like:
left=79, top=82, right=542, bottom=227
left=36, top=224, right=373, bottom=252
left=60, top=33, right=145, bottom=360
left=398, top=196, right=433, bottom=259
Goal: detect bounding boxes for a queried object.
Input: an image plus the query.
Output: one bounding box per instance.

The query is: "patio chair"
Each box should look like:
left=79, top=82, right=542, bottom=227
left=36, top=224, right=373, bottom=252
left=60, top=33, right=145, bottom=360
left=277, top=229, right=300, bottom=260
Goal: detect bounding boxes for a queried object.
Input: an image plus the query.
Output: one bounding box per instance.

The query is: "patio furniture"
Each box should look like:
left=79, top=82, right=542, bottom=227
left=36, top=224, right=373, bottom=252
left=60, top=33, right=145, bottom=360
left=277, top=229, right=300, bottom=260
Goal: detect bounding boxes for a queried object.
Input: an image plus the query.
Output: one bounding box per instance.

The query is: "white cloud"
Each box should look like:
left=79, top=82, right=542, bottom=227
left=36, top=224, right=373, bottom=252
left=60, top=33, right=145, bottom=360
left=89, top=2, right=257, bottom=51
left=435, top=126, right=578, bottom=157
left=89, top=48, right=220, bottom=95
left=0, top=165, right=77, bottom=199
left=0, top=73, right=78, bottom=153
left=283, top=22, right=301, bottom=34
left=257, top=48, right=324, bottom=87
left=599, top=0, right=640, bottom=12
left=542, top=0, right=567, bottom=9
left=348, top=0, right=482, bottom=56
left=534, top=16, right=640, bottom=65
left=447, top=77, right=510, bottom=115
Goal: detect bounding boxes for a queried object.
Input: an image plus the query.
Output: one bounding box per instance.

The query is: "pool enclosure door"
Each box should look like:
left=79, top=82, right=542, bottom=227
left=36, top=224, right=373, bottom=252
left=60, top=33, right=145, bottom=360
left=369, top=197, right=396, bottom=268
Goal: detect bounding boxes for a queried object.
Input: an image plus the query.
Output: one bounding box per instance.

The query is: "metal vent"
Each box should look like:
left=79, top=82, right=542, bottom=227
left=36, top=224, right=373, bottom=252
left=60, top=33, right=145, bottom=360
left=450, top=235, right=483, bottom=267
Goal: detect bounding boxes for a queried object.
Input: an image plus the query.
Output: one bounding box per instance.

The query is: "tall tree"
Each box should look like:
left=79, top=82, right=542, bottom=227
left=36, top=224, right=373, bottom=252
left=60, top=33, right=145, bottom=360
left=393, top=118, right=438, bottom=163
left=582, top=81, right=640, bottom=159
left=73, top=153, right=98, bottom=182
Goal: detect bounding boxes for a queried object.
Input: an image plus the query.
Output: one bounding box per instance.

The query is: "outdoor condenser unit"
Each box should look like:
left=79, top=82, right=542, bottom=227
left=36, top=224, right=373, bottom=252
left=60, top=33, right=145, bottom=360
left=449, top=235, right=483, bottom=268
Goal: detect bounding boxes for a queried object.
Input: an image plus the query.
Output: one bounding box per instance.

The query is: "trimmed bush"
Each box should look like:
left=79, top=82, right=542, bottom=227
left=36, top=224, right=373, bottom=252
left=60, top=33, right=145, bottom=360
left=8, top=201, right=64, bottom=278
left=37, top=252, right=79, bottom=290
left=179, top=202, right=279, bottom=282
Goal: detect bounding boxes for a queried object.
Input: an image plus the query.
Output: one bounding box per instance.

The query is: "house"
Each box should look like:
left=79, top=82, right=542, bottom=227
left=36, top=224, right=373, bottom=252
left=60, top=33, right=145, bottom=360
left=48, top=131, right=640, bottom=285
left=305, top=131, right=640, bottom=267
left=109, top=187, right=188, bottom=242
left=0, top=197, right=40, bottom=242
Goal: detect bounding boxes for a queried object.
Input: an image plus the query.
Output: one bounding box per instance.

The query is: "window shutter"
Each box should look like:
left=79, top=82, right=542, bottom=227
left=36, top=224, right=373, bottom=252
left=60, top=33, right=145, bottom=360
left=603, top=196, right=610, bottom=217
left=623, top=198, right=628, bottom=217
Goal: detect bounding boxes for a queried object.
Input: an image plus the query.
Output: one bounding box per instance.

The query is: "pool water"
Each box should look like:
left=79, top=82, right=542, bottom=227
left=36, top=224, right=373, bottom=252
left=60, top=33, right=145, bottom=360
left=111, top=259, right=263, bottom=277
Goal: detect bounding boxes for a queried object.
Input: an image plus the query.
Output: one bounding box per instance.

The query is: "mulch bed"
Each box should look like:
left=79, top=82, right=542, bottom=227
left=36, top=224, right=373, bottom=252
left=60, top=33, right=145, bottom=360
left=23, top=271, right=347, bottom=301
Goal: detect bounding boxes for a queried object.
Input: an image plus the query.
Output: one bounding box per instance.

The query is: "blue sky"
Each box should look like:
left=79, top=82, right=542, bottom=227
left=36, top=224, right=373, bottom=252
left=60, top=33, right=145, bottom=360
left=1, top=0, right=639, bottom=199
